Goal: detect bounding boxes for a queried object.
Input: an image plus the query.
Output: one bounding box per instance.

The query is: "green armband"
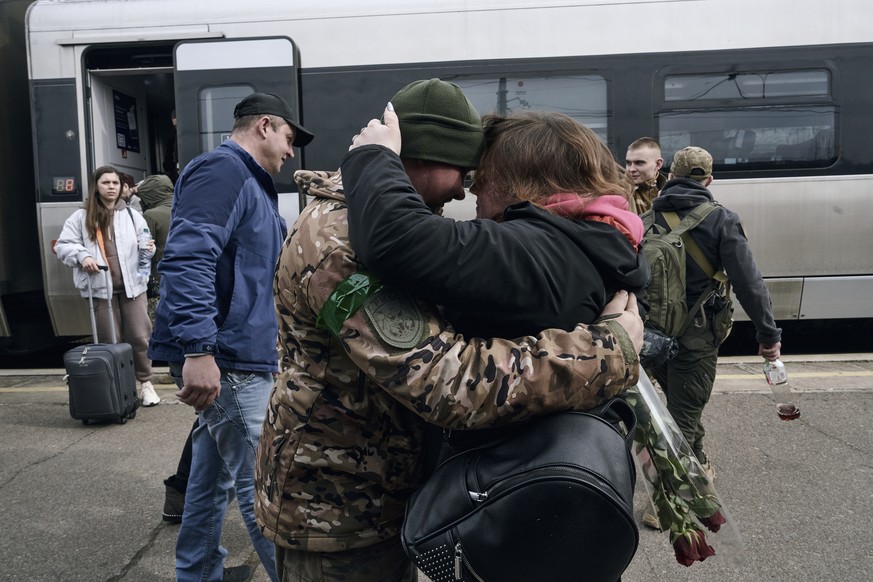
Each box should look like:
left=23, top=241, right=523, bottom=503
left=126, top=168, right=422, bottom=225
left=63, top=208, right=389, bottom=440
left=316, top=271, right=383, bottom=336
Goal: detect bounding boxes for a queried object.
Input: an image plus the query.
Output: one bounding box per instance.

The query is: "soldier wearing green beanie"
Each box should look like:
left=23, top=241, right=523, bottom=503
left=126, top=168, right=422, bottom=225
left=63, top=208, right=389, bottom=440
left=346, top=78, right=485, bottom=216
left=390, top=78, right=484, bottom=169
left=255, top=79, right=644, bottom=582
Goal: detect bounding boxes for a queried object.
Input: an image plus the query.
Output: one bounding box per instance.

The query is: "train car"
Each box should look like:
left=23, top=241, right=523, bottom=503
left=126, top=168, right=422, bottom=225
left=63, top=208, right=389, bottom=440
left=6, top=0, right=873, bottom=350
left=0, top=0, right=46, bottom=353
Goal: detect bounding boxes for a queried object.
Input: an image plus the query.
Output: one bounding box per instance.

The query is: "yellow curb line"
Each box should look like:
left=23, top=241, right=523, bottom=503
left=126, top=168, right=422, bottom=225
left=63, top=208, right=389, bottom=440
left=716, top=371, right=873, bottom=380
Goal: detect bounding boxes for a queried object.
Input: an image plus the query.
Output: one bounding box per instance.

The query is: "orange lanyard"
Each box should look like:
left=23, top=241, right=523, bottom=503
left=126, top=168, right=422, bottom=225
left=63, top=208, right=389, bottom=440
left=96, top=226, right=108, bottom=264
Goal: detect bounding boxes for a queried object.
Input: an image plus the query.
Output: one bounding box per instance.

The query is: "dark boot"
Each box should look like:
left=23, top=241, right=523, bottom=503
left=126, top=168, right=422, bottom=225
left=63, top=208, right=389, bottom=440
left=162, top=483, right=185, bottom=524
left=222, top=564, right=254, bottom=582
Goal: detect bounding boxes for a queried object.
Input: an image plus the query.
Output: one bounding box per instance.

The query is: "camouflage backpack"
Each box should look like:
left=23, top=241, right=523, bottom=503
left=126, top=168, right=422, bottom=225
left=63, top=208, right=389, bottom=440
left=641, top=202, right=731, bottom=339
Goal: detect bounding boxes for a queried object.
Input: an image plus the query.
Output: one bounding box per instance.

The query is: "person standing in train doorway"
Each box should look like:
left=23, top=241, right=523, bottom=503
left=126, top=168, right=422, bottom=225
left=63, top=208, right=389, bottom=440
left=148, top=92, right=314, bottom=582
left=164, top=109, right=180, bottom=184
left=118, top=172, right=144, bottom=213
left=625, top=137, right=667, bottom=214
left=641, top=146, right=783, bottom=529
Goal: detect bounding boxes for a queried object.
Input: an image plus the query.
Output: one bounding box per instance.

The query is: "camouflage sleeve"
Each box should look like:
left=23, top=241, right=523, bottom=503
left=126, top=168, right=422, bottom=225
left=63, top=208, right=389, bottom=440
left=308, top=253, right=640, bottom=430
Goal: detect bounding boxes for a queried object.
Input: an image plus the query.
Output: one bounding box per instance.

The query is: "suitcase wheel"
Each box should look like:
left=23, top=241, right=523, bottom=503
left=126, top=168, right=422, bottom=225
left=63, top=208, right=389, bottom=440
left=116, top=415, right=127, bottom=425
left=82, top=419, right=90, bottom=426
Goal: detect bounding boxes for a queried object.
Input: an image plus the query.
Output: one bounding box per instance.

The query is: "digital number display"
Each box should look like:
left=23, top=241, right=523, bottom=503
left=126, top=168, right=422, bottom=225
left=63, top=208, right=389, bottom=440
left=52, top=176, right=78, bottom=195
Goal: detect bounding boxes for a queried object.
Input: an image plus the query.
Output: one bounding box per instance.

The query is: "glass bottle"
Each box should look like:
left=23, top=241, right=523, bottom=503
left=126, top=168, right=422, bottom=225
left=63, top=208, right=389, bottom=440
left=763, top=359, right=800, bottom=421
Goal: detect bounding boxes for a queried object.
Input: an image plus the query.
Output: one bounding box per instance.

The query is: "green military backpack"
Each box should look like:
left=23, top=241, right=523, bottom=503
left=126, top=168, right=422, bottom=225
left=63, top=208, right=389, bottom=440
left=641, top=202, right=731, bottom=339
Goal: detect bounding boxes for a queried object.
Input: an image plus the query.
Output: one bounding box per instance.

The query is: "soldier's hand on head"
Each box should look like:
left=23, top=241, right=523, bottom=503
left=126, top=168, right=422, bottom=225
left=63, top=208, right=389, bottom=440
left=349, top=102, right=401, bottom=155
left=597, top=291, right=644, bottom=355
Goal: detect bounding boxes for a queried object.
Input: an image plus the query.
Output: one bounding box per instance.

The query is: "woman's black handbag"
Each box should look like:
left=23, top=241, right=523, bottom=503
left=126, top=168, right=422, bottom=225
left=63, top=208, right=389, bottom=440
left=401, top=397, right=639, bottom=582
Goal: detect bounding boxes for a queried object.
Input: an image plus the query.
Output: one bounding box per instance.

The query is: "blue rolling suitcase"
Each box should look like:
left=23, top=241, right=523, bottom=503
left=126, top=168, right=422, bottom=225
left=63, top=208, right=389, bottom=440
left=64, top=267, right=138, bottom=425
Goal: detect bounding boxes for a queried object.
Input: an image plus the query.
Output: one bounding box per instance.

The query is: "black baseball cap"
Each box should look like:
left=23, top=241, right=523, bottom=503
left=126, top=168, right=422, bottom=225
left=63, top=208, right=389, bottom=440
left=233, top=92, right=314, bottom=147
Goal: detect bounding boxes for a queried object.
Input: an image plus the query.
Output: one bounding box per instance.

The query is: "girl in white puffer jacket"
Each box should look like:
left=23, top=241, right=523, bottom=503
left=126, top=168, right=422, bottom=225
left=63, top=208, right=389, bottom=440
left=55, top=165, right=160, bottom=406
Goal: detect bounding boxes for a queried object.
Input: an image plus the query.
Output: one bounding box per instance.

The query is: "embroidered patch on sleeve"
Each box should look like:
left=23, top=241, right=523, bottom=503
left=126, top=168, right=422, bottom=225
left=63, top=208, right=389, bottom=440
left=316, top=271, right=383, bottom=336
left=363, top=287, right=428, bottom=349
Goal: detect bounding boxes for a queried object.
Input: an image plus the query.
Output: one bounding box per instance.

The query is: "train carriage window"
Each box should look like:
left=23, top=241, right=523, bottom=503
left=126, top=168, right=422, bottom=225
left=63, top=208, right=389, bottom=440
left=453, top=75, right=609, bottom=144
left=664, top=71, right=829, bottom=101
left=658, top=69, right=836, bottom=171
left=198, top=85, right=255, bottom=152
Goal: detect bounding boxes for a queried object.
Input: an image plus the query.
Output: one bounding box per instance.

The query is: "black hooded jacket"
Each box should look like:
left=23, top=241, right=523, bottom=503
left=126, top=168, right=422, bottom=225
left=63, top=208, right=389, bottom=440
left=341, top=145, right=650, bottom=340
left=652, top=177, right=781, bottom=344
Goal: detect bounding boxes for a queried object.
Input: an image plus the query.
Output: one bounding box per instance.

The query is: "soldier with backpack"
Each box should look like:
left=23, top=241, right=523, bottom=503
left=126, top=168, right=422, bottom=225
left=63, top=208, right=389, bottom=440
left=640, top=146, right=783, bottom=528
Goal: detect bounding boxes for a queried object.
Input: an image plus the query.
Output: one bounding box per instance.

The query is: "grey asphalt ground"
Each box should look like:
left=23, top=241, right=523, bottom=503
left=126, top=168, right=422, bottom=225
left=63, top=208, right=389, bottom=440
left=1, top=354, right=871, bottom=581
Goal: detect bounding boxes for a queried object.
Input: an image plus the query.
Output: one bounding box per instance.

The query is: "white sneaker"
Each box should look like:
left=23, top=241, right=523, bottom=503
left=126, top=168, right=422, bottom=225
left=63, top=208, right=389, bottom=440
left=141, top=381, right=160, bottom=407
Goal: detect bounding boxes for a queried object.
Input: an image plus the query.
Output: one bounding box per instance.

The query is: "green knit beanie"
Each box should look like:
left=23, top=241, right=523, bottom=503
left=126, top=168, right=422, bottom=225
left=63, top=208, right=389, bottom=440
left=391, top=79, right=484, bottom=169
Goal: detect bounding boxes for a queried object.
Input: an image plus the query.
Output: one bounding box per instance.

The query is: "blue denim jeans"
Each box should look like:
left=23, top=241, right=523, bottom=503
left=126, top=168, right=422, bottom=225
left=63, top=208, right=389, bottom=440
left=171, top=363, right=278, bottom=582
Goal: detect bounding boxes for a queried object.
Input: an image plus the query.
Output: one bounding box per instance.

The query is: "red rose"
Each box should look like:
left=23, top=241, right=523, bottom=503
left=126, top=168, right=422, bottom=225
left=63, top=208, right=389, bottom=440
left=699, top=510, right=726, bottom=533
left=672, top=529, right=716, bottom=567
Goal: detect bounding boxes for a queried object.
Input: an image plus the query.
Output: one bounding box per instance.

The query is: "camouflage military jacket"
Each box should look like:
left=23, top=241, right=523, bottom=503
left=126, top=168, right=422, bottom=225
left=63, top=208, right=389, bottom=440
left=631, top=173, right=667, bottom=214
left=254, top=169, right=641, bottom=553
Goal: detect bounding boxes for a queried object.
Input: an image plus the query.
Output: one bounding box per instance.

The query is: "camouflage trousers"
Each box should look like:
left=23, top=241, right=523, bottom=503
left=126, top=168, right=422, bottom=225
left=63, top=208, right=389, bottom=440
left=649, top=318, right=719, bottom=463
left=275, top=537, right=417, bottom=582
left=147, top=295, right=159, bottom=323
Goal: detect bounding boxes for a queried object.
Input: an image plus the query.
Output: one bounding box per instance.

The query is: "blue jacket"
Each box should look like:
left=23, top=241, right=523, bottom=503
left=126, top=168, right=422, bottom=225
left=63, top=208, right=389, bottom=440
left=148, top=140, right=287, bottom=371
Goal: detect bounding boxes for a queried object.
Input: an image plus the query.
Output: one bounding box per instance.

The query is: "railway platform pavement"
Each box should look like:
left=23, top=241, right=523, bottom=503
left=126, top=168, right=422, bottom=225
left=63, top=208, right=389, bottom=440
left=1, top=354, right=871, bottom=581
left=4, top=351, right=873, bottom=392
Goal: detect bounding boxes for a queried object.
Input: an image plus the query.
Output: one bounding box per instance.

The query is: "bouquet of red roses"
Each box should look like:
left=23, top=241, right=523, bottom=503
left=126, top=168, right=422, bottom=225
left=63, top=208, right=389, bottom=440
left=626, top=369, right=743, bottom=567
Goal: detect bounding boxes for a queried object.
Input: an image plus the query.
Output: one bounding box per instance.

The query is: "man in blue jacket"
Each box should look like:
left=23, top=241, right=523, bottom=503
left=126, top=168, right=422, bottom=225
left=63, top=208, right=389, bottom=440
left=149, top=92, right=313, bottom=582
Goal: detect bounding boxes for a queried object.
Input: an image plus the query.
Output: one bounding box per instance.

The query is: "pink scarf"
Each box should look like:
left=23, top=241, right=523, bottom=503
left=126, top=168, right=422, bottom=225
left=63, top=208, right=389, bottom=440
left=542, top=193, right=644, bottom=250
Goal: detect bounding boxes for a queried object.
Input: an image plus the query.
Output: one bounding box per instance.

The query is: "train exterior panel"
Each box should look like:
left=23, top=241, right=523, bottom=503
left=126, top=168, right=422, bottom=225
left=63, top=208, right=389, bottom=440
left=0, top=0, right=869, bottom=349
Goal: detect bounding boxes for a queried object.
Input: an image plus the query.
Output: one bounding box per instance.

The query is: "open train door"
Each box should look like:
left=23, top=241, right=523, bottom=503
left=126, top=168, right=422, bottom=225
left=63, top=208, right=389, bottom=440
left=173, top=37, right=304, bottom=216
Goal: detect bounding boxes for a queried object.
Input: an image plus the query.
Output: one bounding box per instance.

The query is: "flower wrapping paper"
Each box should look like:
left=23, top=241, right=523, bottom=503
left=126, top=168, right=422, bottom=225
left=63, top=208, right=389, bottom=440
left=627, top=368, right=745, bottom=567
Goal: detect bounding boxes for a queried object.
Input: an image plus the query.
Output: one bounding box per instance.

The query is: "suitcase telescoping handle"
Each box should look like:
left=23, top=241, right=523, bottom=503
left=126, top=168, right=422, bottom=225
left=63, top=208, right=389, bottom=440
left=84, top=266, right=117, bottom=344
